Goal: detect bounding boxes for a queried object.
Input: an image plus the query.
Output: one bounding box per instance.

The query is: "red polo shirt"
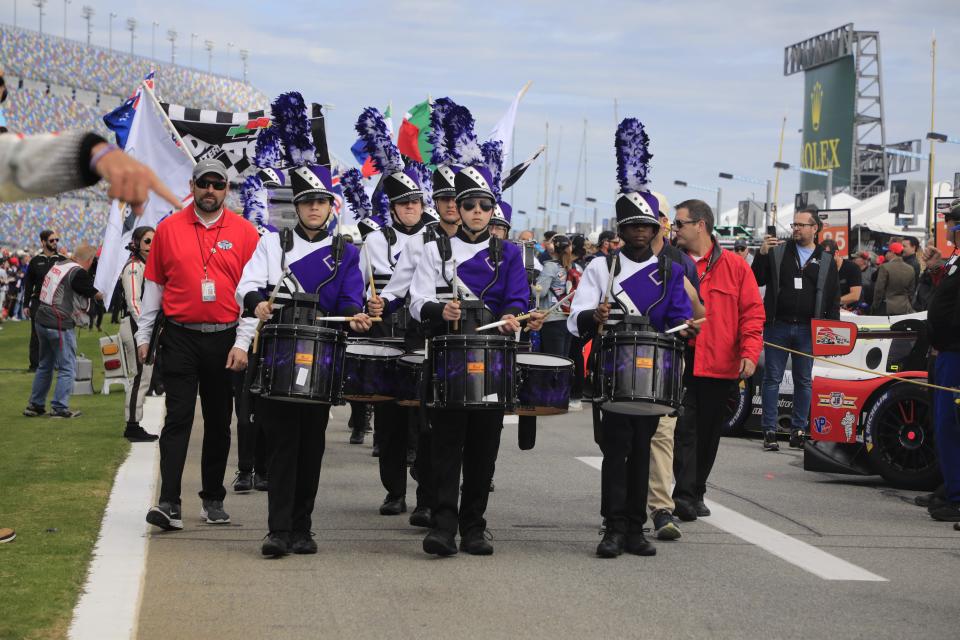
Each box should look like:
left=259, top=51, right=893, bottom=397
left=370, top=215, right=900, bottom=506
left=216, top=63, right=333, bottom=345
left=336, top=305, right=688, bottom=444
left=144, top=205, right=259, bottom=323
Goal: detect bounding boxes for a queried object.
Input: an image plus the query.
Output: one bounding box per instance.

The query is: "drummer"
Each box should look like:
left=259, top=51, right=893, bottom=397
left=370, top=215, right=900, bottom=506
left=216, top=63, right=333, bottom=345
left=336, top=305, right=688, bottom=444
left=567, top=118, right=695, bottom=559
left=408, top=99, right=544, bottom=556
left=353, top=105, right=436, bottom=518
left=235, top=106, right=372, bottom=557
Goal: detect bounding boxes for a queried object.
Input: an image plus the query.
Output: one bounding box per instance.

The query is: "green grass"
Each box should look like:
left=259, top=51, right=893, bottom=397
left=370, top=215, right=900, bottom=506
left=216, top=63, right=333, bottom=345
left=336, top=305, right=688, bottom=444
left=0, top=320, right=130, bottom=640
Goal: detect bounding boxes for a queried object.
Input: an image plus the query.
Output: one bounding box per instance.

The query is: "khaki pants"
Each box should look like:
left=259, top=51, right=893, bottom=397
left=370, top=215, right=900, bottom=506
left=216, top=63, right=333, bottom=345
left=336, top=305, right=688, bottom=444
left=119, top=317, right=153, bottom=425
left=647, top=414, right=676, bottom=512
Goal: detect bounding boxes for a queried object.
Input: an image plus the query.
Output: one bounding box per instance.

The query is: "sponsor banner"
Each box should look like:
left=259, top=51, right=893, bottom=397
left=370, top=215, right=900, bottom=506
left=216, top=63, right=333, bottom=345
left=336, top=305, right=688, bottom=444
left=817, top=209, right=851, bottom=258
left=934, top=197, right=956, bottom=250
left=800, top=56, right=855, bottom=191
left=811, top=319, right=858, bottom=357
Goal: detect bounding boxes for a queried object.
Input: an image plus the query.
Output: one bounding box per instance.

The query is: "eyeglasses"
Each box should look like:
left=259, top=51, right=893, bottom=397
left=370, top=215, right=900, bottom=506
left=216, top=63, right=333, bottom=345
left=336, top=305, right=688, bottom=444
left=673, top=218, right=698, bottom=229
left=195, top=178, right=227, bottom=190
left=790, top=222, right=817, bottom=229
left=461, top=198, right=495, bottom=213
left=48, top=238, right=59, bottom=243
left=142, top=238, right=152, bottom=245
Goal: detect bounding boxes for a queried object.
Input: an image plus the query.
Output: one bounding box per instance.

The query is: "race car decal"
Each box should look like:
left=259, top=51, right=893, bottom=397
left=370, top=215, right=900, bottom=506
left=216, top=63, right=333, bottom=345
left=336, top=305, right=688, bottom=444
left=817, top=392, right=857, bottom=409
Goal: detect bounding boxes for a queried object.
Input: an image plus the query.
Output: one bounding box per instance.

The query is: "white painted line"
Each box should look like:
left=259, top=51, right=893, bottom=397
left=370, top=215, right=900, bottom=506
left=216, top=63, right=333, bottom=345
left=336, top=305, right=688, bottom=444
left=575, top=456, right=887, bottom=582
left=69, top=396, right=164, bottom=640
left=503, top=414, right=519, bottom=425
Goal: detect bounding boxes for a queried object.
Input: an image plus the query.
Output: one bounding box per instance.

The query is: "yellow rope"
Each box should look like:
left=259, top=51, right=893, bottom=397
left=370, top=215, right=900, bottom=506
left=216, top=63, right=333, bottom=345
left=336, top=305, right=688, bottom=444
left=764, top=341, right=960, bottom=395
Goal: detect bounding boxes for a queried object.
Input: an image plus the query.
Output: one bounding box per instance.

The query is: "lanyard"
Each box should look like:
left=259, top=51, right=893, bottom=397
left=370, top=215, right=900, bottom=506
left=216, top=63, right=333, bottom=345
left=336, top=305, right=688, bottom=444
left=194, top=218, right=225, bottom=278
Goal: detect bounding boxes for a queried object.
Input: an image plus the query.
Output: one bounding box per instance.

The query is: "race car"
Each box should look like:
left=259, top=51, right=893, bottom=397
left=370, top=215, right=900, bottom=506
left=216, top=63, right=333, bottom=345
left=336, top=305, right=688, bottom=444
left=722, top=312, right=940, bottom=490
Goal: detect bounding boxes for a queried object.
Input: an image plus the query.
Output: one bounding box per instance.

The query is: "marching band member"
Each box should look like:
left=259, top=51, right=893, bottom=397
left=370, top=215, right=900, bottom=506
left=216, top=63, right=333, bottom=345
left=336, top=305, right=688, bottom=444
left=408, top=99, right=543, bottom=556
left=234, top=92, right=372, bottom=557
left=350, top=107, right=434, bottom=517
left=567, top=119, right=694, bottom=558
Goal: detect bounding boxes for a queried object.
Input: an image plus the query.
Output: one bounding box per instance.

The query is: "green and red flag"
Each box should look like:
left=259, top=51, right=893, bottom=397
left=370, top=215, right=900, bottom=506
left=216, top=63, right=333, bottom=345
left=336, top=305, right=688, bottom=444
left=397, top=100, right=433, bottom=165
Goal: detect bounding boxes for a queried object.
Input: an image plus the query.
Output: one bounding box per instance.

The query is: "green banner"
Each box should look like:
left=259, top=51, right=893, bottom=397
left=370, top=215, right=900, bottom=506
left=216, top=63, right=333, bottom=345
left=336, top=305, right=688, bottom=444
left=800, top=55, right=855, bottom=192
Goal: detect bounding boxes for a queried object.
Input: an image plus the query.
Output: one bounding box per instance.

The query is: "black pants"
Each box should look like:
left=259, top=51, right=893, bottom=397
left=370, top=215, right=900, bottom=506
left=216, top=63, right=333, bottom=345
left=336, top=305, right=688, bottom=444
left=431, top=408, right=504, bottom=537
left=232, top=371, right=267, bottom=474
left=376, top=403, right=412, bottom=499
left=158, top=323, right=234, bottom=505
left=540, top=320, right=572, bottom=358
left=672, top=367, right=737, bottom=505
left=414, top=424, right=435, bottom=510
left=261, top=398, right=329, bottom=534
left=568, top=335, right=585, bottom=397
left=599, top=411, right=658, bottom=532
left=29, top=314, right=40, bottom=369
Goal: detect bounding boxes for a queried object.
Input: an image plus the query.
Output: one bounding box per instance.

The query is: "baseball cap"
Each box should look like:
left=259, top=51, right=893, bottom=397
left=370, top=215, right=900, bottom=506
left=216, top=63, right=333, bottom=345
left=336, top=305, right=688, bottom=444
left=192, top=158, right=228, bottom=181
left=734, top=240, right=747, bottom=250
left=888, top=242, right=904, bottom=255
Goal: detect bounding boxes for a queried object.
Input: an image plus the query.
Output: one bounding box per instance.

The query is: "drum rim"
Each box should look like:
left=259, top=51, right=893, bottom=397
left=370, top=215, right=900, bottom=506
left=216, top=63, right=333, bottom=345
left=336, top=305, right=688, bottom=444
left=516, top=353, right=575, bottom=366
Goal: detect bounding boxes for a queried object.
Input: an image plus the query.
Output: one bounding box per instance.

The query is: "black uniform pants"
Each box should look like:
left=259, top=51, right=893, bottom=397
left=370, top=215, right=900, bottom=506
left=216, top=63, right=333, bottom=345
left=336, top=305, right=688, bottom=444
left=158, top=323, right=234, bottom=505
left=672, top=372, right=737, bottom=505
left=232, top=371, right=267, bottom=474
left=261, top=398, right=329, bottom=534
left=599, top=412, right=659, bottom=532
left=431, top=408, right=504, bottom=537
left=29, top=312, right=40, bottom=370
left=414, top=423, right=435, bottom=510
left=376, top=403, right=413, bottom=499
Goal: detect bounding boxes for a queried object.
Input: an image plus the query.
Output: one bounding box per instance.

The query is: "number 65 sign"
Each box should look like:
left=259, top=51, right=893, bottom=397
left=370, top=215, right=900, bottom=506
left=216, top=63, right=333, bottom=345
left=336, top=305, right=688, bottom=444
left=817, top=209, right=852, bottom=258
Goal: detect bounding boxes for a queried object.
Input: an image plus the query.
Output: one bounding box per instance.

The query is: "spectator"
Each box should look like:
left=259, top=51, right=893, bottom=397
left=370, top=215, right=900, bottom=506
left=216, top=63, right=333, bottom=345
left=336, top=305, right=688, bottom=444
left=914, top=245, right=946, bottom=311
left=733, top=240, right=752, bottom=265
left=820, top=239, right=862, bottom=310
left=872, top=242, right=915, bottom=316
left=901, top=236, right=921, bottom=283
left=752, top=207, right=840, bottom=450
left=594, top=230, right=619, bottom=261
left=517, top=229, right=535, bottom=243
left=853, top=250, right=877, bottom=309
left=536, top=234, right=574, bottom=359
left=23, top=242, right=102, bottom=419
left=22, top=229, right=65, bottom=370
left=538, top=230, right=556, bottom=263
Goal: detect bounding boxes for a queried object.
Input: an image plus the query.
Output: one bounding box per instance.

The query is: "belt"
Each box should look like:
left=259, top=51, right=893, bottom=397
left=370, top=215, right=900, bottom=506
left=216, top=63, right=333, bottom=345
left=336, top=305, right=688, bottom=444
left=167, top=319, right=238, bottom=333
left=774, top=317, right=809, bottom=325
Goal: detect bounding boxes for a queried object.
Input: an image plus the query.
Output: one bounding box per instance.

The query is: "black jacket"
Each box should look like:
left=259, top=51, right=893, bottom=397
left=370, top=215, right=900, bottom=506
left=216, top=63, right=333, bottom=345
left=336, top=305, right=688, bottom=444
left=22, top=253, right=65, bottom=310
left=751, top=239, right=839, bottom=325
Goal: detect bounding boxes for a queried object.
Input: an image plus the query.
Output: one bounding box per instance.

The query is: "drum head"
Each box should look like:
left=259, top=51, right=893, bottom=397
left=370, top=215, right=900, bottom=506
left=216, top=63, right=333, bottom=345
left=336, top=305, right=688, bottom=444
left=516, top=353, right=574, bottom=367
left=600, top=400, right=676, bottom=417
left=400, top=354, right=425, bottom=365
left=346, top=344, right=404, bottom=358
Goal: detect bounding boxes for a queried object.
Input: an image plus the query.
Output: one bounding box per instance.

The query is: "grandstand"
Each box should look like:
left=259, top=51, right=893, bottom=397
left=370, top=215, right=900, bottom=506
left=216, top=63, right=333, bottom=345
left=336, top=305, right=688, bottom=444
left=0, top=23, right=269, bottom=250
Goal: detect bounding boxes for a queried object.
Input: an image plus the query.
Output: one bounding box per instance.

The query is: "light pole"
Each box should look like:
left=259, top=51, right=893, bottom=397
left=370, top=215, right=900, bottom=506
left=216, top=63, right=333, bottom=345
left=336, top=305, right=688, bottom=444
left=62, top=0, right=69, bottom=38
left=772, top=162, right=832, bottom=208
left=719, top=172, right=772, bottom=229
left=81, top=5, right=92, bottom=45
left=673, top=179, right=722, bottom=218
left=239, top=49, right=249, bottom=82
left=190, top=33, right=197, bottom=67
left=108, top=12, right=117, bottom=50
left=926, top=131, right=960, bottom=239
left=204, top=40, right=214, bottom=73
left=126, top=18, right=136, bottom=55
left=167, top=29, right=177, bottom=64
left=32, top=0, right=46, bottom=34
left=151, top=21, right=159, bottom=58
left=226, top=41, right=234, bottom=77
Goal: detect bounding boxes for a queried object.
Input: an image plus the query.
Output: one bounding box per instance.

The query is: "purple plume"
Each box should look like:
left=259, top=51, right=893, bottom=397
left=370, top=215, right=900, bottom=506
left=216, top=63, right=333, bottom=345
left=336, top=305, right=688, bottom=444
left=271, top=91, right=316, bottom=166
left=408, top=161, right=434, bottom=208
left=448, top=102, right=484, bottom=166
left=254, top=125, right=284, bottom=169
left=481, top=140, right=503, bottom=201
left=615, top=118, right=652, bottom=193
left=341, top=168, right=372, bottom=219
left=429, top=97, right=456, bottom=166
left=355, top=107, right=404, bottom=175
left=240, top=174, right=268, bottom=227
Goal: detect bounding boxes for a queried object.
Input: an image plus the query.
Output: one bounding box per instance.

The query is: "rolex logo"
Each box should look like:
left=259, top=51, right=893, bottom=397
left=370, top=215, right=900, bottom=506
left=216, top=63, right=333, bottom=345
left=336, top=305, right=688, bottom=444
left=811, top=81, right=823, bottom=132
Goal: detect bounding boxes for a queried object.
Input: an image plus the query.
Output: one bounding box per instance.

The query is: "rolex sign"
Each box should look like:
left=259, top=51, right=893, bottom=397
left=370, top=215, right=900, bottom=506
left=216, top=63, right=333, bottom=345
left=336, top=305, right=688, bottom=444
left=800, top=55, right=855, bottom=192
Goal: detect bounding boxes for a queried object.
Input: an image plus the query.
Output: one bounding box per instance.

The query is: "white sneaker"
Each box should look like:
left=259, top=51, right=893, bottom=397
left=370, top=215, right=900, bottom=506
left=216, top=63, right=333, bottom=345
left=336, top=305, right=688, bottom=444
left=568, top=399, right=583, bottom=411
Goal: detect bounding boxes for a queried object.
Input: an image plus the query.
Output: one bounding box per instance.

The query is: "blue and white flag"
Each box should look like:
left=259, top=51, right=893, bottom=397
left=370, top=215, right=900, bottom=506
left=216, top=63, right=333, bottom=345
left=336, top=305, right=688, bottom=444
left=102, top=71, right=155, bottom=148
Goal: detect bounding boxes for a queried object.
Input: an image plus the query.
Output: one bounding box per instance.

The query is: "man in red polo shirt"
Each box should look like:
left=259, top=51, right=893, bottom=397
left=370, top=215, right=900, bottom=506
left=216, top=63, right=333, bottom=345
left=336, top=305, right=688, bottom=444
left=135, top=158, right=260, bottom=531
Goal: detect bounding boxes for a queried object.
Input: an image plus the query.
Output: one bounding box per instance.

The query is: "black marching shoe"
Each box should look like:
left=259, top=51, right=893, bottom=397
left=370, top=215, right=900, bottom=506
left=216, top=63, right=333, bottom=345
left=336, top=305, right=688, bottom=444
left=423, top=529, right=458, bottom=557
left=349, top=424, right=366, bottom=444
left=596, top=531, right=626, bottom=558
left=693, top=500, right=711, bottom=517
left=262, top=532, right=290, bottom=557
left=673, top=500, right=698, bottom=522
left=763, top=431, right=780, bottom=452
left=232, top=470, right=253, bottom=493
left=253, top=472, right=269, bottom=492
left=929, top=502, right=960, bottom=522
left=371, top=443, right=380, bottom=457
left=789, top=429, right=806, bottom=449
left=124, top=423, right=159, bottom=442
left=625, top=531, right=657, bottom=556
left=459, top=530, right=494, bottom=556
left=290, top=531, right=318, bottom=555
left=379, top=495, right=407, bottom=516
left=409, top=506, right=434, bottom=528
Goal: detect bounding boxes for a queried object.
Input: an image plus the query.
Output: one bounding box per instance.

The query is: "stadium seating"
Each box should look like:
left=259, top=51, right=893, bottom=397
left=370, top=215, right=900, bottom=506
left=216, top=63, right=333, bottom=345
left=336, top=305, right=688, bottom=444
left=0, top=198, right=111, bottom=252
left=3, top=88, right=111, bottom=137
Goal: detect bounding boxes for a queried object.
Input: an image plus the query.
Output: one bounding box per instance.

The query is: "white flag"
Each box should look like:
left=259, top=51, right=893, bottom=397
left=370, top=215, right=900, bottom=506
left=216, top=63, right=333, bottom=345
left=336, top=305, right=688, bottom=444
left=488, top=82, right=531, bottom=168
left=95, top=92, right=194, bottom=307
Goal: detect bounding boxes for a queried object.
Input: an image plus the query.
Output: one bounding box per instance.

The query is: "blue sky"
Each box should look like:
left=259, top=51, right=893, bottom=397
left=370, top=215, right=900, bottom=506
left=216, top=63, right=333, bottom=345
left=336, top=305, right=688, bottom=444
left=10, top=0, right=960, bottom=228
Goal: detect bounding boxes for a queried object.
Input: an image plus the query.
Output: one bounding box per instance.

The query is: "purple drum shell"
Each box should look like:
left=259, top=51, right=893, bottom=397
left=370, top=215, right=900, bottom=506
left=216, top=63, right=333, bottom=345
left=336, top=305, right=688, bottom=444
left=396, top=353, right=425, bottom=407
left=257, top=325, right=346, bottom=404
left=430, top=335, right=515, bottom=410
left=597, top=330, right=684, bottom=416
left=514, top=353, right=573, bottom=416
left=342, top=342, right=405, bottom=401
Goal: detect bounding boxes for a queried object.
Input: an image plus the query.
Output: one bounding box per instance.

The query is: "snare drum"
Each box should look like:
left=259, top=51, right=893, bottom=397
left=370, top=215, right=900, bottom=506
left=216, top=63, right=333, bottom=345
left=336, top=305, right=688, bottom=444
left=594, top=330, right=684, bottom=416
left=342, top=339, right=405, bottom=402
left=254, top=324, right=346, bottom=404
left=514, top=353, right=574, bottom=416
left=429, top=335, right=516, bottom=410
left=396, top=350, right=425, bottom=407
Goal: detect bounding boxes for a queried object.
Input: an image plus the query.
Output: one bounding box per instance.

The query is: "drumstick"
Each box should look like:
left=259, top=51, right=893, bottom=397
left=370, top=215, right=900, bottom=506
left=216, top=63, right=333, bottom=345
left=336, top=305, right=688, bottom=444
left=368, top=258, right=379, bottom=301
left=451, top=259, right=460, bottom=332
left=598, top=254, right=618, bottom=336
left=314, top=316, right=383, bottom=323
left=665, top=318, right=706, bottom=334
left=252, top=267, right=290, bottom=354
left=521, top=289, right=576, bottom=333
left=475, top=310, right=537, bottom=332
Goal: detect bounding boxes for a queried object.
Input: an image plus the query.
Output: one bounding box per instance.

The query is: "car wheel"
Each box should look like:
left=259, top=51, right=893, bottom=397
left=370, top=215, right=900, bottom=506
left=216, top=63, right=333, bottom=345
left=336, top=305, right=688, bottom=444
left=864, top=383, right=942, bottom=490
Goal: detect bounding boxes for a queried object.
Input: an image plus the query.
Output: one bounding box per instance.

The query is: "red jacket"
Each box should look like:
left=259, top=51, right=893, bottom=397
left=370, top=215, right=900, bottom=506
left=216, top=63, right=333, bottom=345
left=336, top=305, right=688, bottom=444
left=693, top=243, right=765, bottom=379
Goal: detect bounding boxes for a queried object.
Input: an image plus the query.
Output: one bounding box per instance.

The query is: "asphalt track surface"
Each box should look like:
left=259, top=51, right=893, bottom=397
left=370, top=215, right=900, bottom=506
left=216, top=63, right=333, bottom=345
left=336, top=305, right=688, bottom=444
left=136, top=404, right=958, bottom=640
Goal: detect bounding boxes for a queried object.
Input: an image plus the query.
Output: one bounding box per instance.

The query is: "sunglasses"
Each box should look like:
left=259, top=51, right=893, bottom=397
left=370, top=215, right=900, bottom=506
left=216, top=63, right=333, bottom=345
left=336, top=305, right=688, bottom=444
left=48, top=238, right=59, bottom=243
left=196, top=178, right=227, bottom=190
left=735, top=246, right=747, bottom=252
left=461, top=198, right=495, bottom=213
left=142, top=238, right=152, bottom=245
left=673, top=219, right=698, bottom=229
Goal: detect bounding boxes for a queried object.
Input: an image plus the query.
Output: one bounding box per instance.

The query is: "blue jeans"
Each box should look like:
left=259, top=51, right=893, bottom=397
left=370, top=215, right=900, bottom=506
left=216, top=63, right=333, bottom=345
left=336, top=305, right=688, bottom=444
left=933, top=352, right=960, bottom=503
left=760, top=321, right=813, bottom=433
left=29, top=324, right=77, bottom=411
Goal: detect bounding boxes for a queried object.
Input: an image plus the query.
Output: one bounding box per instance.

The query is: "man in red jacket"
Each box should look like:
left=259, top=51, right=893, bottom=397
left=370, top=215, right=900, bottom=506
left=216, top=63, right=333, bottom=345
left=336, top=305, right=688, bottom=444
left=670, top=200, right=765, bottom=520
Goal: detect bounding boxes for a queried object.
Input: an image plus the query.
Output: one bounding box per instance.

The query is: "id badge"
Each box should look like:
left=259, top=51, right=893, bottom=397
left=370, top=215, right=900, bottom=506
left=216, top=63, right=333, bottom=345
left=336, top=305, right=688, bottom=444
left=793, top=277, right=804, bottom=290
left=201, top=277, right=216, bottom=302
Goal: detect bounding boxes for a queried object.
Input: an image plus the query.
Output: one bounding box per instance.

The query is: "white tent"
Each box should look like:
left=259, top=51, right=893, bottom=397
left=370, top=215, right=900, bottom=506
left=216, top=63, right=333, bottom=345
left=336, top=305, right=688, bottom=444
left=850, top=181, right=954, bottom=238
left=718, top=192, right=860, bottom=234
